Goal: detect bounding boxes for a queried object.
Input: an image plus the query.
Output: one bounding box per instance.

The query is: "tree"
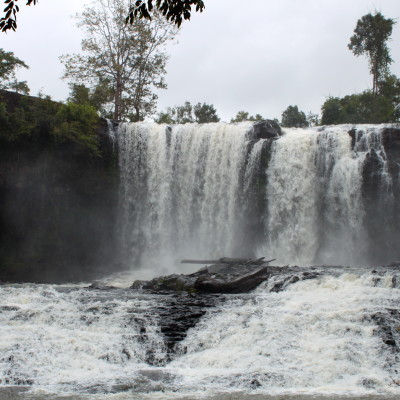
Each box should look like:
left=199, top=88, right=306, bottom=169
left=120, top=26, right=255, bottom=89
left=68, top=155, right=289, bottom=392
left=306, top=111, right=319, bottom=127
left=193, top=102, right=220, bottom=123
left=281, top=105, right=308, bottom=127
left=378, top=73, right=400, bottom=105
left=321, top=97, right=342, bottom=125
left=320, top=89, right=399, bottom=125
left=1, top=0, right=204, bottom=33
left=67, top=82, right=114, bottom=117
left=60, top=0, right=177, bottom=121
left=348, top=12, right=395, bottom=95
left=0, top=48, right=29, bottom=94
left=156, top=100, right=220, bottom=124
left=230, top=111, right=263, bottom=123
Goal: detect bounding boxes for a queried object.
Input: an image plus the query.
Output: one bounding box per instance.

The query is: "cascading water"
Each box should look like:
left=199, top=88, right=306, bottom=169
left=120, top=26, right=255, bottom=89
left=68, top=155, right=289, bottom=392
left=1, top=268, right=400, bottom=398
left=117, top=122, right=399, bottom=270
left=117, top=121, right=261, bottom=271
left=1, top=122, right=400, bottom=399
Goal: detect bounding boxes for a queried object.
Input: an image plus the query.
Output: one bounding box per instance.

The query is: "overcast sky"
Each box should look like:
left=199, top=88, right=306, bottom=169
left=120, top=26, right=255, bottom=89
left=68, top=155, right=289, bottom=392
left=2, top=0, right=400, bottom=122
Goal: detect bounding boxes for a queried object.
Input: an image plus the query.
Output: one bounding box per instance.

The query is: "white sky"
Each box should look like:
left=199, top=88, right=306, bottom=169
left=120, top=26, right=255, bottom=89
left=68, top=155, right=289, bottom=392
left=1, top=0, right=400, bottom=122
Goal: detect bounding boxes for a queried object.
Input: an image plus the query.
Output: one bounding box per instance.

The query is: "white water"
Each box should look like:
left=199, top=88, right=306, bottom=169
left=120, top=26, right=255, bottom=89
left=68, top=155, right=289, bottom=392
left=1, top=269, right=400, bottom=398
left=117, top=122, right=256, bottom=272
left=117, top=123, right=397, bottom=271
left=172, top=271, right=400, bottom=394
left=3, top=123, right=397, bottom=398
left=263, top=126, right=370, bottom=265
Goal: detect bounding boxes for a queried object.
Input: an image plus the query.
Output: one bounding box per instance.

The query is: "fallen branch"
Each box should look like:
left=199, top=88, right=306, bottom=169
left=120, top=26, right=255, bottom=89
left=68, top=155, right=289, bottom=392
left=181, top=257, right=276, bottom=265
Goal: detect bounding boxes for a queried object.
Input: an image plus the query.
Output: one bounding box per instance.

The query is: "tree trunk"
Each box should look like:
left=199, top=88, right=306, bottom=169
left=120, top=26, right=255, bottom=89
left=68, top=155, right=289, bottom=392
left=114, top=71, right=122, bottom=120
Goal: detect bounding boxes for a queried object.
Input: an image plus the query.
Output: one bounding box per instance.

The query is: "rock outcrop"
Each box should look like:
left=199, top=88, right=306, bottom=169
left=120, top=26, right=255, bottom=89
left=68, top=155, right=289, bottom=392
left=131, top=262, right=321, bottom=294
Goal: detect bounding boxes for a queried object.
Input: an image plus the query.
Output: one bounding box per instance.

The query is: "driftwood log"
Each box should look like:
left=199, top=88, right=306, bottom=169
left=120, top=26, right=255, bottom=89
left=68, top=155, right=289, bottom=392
left=181, top=257, right=276, bottom=265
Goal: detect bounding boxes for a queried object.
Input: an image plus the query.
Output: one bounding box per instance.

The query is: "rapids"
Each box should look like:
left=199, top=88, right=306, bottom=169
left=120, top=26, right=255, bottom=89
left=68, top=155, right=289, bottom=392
left=1, top=267, right=400, bottom=398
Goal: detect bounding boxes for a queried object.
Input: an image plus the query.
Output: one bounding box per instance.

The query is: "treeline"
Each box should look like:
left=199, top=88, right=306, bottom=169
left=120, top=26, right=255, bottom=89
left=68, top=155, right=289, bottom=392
left=1, top=10, right=399, bottom=129
left=157, top=11, right=400, bottom=128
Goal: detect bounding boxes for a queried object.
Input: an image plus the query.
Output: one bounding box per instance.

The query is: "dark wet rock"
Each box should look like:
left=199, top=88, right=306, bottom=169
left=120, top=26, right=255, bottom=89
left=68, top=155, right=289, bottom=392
left=348, top=128, right=356, bottom=149
left=0, top=305, right=20, bottom=312
left=194, top=267, right=271, bottom=294
left=250, top=120, right=282, bottom=140
left=361, top=377, right=377, bottom=389
left=362, top=126, right=400, bottom=265
left=132, top=263, right=320, bottom=295
left=108, top=370, right=174, bottom=393
left=87, top=282, right=117, bottom=290
left=151, top=292, right=222, bottom=359
left=367, top=308, right=400, bottom=349
left=0, top=104, right=119, bottom=284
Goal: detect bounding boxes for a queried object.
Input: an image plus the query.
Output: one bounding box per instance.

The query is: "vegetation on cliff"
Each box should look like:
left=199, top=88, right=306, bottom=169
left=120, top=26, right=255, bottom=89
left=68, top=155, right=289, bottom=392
left=0, top=90, right=119, bottom=283
left=0, top=90, right=101, bottom=156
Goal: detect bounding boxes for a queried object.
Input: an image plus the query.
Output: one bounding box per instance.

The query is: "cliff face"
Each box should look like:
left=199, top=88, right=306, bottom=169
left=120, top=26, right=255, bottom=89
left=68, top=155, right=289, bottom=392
left=361, top=126, right=400, bottom=265
left=1, top=89, right=400, bottom=282
left=0, top=91, right=119, bottom=283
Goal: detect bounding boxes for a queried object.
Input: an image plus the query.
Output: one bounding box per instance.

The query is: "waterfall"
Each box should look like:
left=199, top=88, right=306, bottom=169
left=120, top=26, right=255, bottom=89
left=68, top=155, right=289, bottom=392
left=117, top=122, right=259, bottom=270
left=116, top=122, right=399, bottom=270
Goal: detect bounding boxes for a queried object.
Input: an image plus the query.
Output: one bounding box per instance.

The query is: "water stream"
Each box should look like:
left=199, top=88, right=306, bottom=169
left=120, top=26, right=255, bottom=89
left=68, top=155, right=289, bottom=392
left=1, top=122, right=400, bottom=398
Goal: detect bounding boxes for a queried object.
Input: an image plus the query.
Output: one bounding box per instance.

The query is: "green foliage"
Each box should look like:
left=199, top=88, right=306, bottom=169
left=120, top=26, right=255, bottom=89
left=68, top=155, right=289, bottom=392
left=68, top=82, right=113, bottom=118
left=281, top=105, right=308, bottom=128
left=127, top=0, right=205, bottom=27
left=321, top=97, right=342, bottom=125
left=321, top=88, right=399, bottom=125
left=193, top=102, right=220, bottom=123
left=0, top=92, right=101, bottom=155
left=156, top=101, right=220, bottom=124
left=53, top=103, right=100, bottom=156
left=156, top=111, right=175, bottom=124
left=68, top=84, right=91, bottom=106
left=348, top=12, right=395, bottom=94
left=378, top=74, right=400, bottom=103
left=0, top=48, right=30, bottom=94
left=231, top=111, right=263, bottom=123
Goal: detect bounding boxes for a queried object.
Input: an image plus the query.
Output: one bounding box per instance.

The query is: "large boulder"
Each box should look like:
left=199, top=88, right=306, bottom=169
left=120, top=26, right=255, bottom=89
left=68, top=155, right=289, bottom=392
left=249, top=119, right=282, bottom=140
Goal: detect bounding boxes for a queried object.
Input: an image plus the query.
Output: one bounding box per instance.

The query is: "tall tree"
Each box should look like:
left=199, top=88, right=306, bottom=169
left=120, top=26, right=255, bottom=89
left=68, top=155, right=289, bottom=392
left=193, top=102, right=220, bottom=123
left=0, top=48, right=29, bottom=94
left=60, top=0, right=177, bottom=121
left=1, top=0, right=204, bottom=32
left=281, top=105, right=308, bottom=128
left=348, top=12, right=395, bottom=95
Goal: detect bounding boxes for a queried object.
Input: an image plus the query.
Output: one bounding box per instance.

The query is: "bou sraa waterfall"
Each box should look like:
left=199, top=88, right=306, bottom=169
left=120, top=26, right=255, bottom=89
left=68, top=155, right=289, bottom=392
left=1, top=121, right=400, bottom=400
